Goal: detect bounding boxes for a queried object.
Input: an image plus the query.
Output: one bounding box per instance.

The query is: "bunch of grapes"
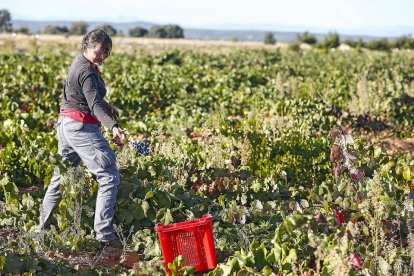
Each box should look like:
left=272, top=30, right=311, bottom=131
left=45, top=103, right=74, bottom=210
left=129, top=140, right=151, bottom=156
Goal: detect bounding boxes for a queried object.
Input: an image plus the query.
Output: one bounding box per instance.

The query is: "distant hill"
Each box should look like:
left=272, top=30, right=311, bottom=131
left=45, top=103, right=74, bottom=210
left=12, top=20, right=390, bottom=42
left=13, top=20, right=153, bottom=36
left=184, top=29, right=382, bottom=42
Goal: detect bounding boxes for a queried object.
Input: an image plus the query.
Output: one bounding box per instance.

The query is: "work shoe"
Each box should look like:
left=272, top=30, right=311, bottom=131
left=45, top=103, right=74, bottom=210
left=100, top=238, right=124, bottom=249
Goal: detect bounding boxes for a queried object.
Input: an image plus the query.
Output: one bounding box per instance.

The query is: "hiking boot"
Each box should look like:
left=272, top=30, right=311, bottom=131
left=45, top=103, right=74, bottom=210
left=100, top=238, right=123, bottom=249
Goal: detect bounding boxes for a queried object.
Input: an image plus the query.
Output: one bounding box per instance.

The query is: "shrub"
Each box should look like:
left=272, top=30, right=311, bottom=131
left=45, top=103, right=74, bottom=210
left=148, top=26, right=167, bottom=38
left=96, top=24, right=117, bottom=36
left=297, top=31, right=317, bottom=45
left=343, top=39, right=365, bottom=49
left=392, top=35, right=414, bottom=49
left=69, top=21, right=88, bottom=35
left=164, top=24, right=184, bottom=38
left=288, top=42, right=301, bottom=51
left=129, top=26, right=148, bottom=37
left=0, top=9, right=12, bottom=33
left=263, top=32, right=276, bottom=45
left=365, top=38, right=391, bottom=52
left=145, top=25, right=185, bottom=39
left=14, top=27, right=30, bottom=35
left=43, top=25, right=69, bottom=35
left=318, top=32, right=340, bottom=49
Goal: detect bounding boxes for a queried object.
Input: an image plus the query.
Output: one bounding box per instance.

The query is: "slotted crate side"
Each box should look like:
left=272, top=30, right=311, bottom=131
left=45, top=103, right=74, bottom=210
left=177, top=229, right=204, bottom=268
left=155, top=214, right=217, bottom=274
left=200, top=222, right=217, bottom=268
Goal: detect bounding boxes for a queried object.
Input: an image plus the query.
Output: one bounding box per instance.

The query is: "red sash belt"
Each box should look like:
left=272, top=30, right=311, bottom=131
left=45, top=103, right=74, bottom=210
left=60, top=108, right=101, bottom=125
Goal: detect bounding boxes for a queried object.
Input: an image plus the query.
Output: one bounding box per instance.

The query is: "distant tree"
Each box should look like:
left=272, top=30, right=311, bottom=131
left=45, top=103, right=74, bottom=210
left=0, top=9, right=12, bottom=33
left=263, top=32, right=276, bottom=45
left=69, top=21, right=88, bottom=35
left=230, top=36, right=239, bottom=43
left=297, top=31, right=317, bottom=45
left=129, top=26, right=148, bottom=37
left=288, top=42, right=301, bottom=51
left=148, top=26, right=167, bottom=38
left=343, top=39, right=365, bottom=49
left=392, top=35, right=414, bottom=49
left=318, top=32, right=340, bottom=49
left=14, top=26, right=30, bottom=34
left=365, top=38, right=391, bottom=52
left=164, top=24, right=184, bottom=38
left=96, top=24, right=117, bottom=36
left=43, top=25, right=69, bottom=35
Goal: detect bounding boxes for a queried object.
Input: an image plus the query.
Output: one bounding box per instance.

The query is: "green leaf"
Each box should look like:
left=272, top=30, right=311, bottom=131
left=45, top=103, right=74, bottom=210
left=141, top=200, right=150, bottom=216
left=253, top=243, right=268, bottom=270
left=283, top=248, right=297, bottom=264
left=345, top=134, right=354, bottom=145
left=403, top=167, right=411, bottom=181
left=0, top=255, right=5, bottom=271
left=22, top=193, right=35, bottom=209
left=251, top=181, right=261, bottom=193
left=164, top=209, right=174, bottom=224
left=216, top=264, right=232, bottom=275
left=144, top=190, right=154, bottom=199
left=155, top=192, right=172, bottom=208
left=132, top=204, right=146, bottom=220
left=79, top=268, right=100, bottom=276
left=374, top=147, right=382, bottom=158
left=236, top=268, right=257, bottom=275
left=218, top=194, right=226, bottom=207
left=179, top=266, right=195, bottom=275
left=3, top=253, right=22, bottom=274
left=249, top=239, right=260, bottom=252
left=300, top=199, right=309, bottom=208
left=261, top=266, right=274, bottom=276
left=378, top=257, right=390, bottom=274
left=266, top=244, right=282, bottom=264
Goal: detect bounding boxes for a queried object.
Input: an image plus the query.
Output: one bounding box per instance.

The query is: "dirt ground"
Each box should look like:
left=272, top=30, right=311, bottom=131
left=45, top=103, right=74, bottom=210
left=0, top=226, right=141, bottom=272
left=372, top=135, right=414, bottom=155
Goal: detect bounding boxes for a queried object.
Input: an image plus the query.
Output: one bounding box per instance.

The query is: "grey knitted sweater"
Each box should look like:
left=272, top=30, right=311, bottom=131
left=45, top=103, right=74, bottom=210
left=61, top=54, right=117, bottom=130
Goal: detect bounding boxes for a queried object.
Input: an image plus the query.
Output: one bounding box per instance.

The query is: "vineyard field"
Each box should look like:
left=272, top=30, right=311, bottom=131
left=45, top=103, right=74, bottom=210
left=1, top=44, right=414, bottom=275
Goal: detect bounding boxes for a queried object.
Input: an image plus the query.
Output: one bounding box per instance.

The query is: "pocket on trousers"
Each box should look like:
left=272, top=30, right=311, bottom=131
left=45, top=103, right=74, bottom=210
left=89, top=135, right=116, bottom=169
left=64, top=119, right=84, bottom=132
left=56, top=116, right=63, bottom=127
left=94, top=147, right=116, bottom=169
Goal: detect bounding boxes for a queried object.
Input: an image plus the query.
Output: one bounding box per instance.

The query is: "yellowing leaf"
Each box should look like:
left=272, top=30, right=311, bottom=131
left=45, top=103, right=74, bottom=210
left=403, top=167, right=411, bottom=181
left=144, top=191, right=154, bottom=199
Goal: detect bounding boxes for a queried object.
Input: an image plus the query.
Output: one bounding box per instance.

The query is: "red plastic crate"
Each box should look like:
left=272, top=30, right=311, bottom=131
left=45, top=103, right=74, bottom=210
left=154, top=214, right=217, bottom=274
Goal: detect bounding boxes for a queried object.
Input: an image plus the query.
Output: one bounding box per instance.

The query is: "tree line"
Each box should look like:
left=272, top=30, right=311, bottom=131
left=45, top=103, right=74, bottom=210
left=264, top=31, right=414, bottom=51
left=40, top=22, right=184, bottom=38
left=0, top=9, right=184, bottom=38
left=1, top=9, right=414, bottom=49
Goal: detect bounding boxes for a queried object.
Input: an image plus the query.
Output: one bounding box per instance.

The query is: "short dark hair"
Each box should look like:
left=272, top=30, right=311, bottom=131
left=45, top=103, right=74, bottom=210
left=82, top=29, right=112, bottom=54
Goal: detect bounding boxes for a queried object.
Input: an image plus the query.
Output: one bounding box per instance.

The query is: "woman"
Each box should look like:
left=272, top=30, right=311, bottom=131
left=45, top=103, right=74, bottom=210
left=39, top=29, right=123, bottom=248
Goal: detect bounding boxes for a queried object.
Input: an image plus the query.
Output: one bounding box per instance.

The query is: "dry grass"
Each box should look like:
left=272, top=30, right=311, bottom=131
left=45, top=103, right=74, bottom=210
left=0, top=33, right=288, bottom=54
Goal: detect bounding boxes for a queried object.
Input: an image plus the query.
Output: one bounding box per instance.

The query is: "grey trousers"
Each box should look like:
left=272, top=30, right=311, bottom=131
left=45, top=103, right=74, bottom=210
left=39, top=116, right=120, bottom=242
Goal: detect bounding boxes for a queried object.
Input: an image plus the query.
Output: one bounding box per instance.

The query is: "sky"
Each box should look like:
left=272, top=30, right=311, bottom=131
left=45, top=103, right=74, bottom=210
left=1, top=0, right=413, bottom=36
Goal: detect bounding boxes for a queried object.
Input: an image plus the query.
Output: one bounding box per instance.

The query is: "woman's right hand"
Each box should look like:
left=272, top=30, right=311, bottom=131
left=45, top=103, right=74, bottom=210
left=112, top=125, right=125, bottom=146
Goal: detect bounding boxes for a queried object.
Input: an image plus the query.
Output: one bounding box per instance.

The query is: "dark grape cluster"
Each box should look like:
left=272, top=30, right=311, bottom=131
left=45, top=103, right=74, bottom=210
left=129, top=141, right=151, bottom=156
